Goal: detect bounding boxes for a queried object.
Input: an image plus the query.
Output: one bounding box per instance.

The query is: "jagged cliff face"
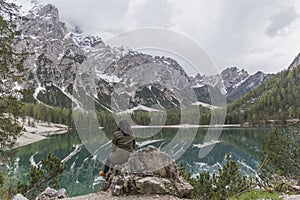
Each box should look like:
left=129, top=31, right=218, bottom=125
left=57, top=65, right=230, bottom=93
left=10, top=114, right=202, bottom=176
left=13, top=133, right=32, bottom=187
left=226, top=71, right=272, bottom=103
left=191, top=67, right=272, bottom=103
left=11, top=4, right=271, bottom=110
left=221, top=67, right=272, bottom=103
left=13, top=4, right=194, bottom=111
left=288, top=53, right=300, bottom=70
left=15, top=4, right=87, bottom=89
left=221, top=67, right=249, bottom=94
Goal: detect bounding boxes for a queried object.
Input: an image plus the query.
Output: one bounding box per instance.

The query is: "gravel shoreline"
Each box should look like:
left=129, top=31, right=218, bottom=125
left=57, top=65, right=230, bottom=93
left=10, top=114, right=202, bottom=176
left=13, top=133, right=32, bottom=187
left=15, top=117, right=69, bottom=147
left=63, top=192, right=300, bottom=200
left=65, top=191, right=189, bottom=200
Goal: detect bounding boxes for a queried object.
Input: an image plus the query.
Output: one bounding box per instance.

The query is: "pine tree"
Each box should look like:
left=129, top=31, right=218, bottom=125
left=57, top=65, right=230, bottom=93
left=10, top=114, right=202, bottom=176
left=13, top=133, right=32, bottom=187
left=227, top=65, right=300, bottom=124
left=0, top=2, right=27, bottom=198
left=0, top=0, right=27, bottom=151
left=261, top=128, right=300, bottom=183
left=17, top=153, right=66, bottom=199
left=180, top=155, right=250, bottom=199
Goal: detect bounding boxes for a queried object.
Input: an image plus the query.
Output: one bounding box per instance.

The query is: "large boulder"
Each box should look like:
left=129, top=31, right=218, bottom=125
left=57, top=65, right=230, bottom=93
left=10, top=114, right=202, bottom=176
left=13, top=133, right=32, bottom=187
left=104, top=146, right=193, bottom=198
left=35, top=187, right=68, bottom=200
left=12, top=194, right=28, bottom=200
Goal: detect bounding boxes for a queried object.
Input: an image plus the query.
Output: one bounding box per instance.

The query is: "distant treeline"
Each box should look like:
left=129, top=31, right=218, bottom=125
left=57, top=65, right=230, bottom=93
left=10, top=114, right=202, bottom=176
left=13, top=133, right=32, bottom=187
left=21, top=103, right=73, bottom=126
left=21, top=102, right=228, bottom=127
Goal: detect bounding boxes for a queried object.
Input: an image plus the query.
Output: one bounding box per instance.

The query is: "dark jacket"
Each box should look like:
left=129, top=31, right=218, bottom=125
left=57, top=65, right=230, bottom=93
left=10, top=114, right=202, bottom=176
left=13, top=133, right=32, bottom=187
left=110, top=131, right=135, bottom=165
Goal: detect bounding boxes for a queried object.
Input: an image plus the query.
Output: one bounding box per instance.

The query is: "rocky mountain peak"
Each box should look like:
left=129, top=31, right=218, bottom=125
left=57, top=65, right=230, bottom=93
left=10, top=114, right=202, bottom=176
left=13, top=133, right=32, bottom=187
left=288, top=53, right=300, bottom=70
left=190, top=66, right=272, bottom=104
left=12, top=4, right=199, bottom=111
left=68, top=33, right=105, bottom=51
left=10, top=3, right=273, bottom=110
left=221, top=66, right=248, bottom=77
left=220, top=67, right=249, bottom=94
left=226, top=70, right=272, bottom=103
left=28, top=4, right=59, bottom=22
left=23, top=4, right=67, bottom=40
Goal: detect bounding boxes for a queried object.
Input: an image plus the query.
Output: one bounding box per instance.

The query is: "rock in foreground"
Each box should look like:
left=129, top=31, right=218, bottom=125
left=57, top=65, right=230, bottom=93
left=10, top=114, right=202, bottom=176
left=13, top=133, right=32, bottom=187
left=36, top=187, right=68, bottom=200
left=104, top=146, right=193, bottom=198
left=12, top=194, right=28, bottom=200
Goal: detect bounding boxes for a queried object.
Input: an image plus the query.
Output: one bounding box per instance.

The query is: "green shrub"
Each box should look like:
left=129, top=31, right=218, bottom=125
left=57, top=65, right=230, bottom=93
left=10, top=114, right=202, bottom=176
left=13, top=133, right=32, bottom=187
left=17, top=153, right=65, bottom=199
left=181, top=155, right=250, bottom=200
left=229, top=189, right=283, bottom=200
left=260, top=127, right=300, bottom=189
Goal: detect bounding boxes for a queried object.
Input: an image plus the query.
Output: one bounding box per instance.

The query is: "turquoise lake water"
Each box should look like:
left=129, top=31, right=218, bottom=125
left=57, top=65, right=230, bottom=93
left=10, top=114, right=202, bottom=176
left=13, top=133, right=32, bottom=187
left=9, top=127, right=271, bottom=197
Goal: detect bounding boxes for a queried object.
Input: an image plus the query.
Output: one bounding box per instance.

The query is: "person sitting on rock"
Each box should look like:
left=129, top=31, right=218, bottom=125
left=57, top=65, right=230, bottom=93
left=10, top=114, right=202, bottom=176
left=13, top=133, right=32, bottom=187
left=99, top=119, right=135, bottom=178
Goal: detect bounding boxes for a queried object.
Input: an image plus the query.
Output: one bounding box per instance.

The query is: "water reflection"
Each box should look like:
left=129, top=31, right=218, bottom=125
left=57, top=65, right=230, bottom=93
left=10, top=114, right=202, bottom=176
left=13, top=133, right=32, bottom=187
left=10, top=127, right=270, bottom=197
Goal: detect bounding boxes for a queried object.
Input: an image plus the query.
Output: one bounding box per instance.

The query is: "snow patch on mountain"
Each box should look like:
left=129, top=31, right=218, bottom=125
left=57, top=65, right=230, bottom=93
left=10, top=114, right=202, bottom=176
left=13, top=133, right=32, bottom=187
left=95, top=70, right=121, bottom=83
left=12, top=82, right=23, bottom=91
left=192, top=101, right=221, bottom=110
left=33, top=83, right=46, bottom=101
left=10, top=3, right=273, bottom=111
left=116, top=105, right=164, bottom=115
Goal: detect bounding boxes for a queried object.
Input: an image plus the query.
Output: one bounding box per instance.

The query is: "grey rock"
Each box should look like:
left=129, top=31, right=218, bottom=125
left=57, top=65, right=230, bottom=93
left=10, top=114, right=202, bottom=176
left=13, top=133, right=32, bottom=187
left=288, top=53, right=300, bottom=70
left=35, top=187, right=68, bottom=200
left=105, top=146, right=193, bottom=199
left=221, top=67, right=249, bottom=93
left=12, top=194, right=28, bottom=200
left=192, top=67, right=272, bottom=104
left=135, top=177, right=176, bottom=194
left=11, top=3, right=273, bottom=110
left=227, top=71, right=273, bottom=103
left=12, top=4, right=195, bottom=111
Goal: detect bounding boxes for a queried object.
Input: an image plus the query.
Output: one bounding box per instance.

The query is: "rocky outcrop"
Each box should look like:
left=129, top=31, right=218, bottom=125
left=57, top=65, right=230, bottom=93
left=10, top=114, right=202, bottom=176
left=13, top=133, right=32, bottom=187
left=12, top=194, right=28, bottom=200
left=221, top=67, right=249, bottom=94
left=288, top=53, right=300, bottom=70
left=191, top=67, right=272, bottom=104
left=11, top=4, right=198, bottom=111
left=227, top=71, right=273, bottom=103
left=36, top=187, right=68, bottom=200
left=11, top=4, right=272, bottom=110
left=12, top=187, right=68, bottom=200
left=103, top=146, right=193, bottom=199
left=65, top=191, right=191, bottom=200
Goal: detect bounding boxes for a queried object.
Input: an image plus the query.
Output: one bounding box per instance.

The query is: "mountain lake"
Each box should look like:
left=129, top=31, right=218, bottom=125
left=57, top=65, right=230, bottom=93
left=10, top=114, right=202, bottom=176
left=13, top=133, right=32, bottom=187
left=8, top=127, right=272, bottom=197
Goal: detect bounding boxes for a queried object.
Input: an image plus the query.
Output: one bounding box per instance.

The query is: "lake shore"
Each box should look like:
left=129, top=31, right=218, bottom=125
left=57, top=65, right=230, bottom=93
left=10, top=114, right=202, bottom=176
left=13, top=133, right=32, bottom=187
left=15, top=118, right=69, bottom=148
left=131, top=124, right=242, bottom=128
left=65, top=191, right=190, bottom=200
left=15, top=123, right=241, bottom=148
left=64, top=192, right=299, bottom=200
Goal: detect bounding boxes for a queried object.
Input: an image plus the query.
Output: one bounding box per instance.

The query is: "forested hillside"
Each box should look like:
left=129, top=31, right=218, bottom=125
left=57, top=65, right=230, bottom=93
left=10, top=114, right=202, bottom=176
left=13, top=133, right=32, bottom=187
left=226, top=64, right=300, bottom=124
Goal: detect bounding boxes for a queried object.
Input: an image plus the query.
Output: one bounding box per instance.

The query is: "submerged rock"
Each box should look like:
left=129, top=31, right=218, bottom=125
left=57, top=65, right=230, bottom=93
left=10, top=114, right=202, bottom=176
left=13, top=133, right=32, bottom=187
left=35, top=187, right=68, bottom=200
left=104, top=146, right=193, bottom=198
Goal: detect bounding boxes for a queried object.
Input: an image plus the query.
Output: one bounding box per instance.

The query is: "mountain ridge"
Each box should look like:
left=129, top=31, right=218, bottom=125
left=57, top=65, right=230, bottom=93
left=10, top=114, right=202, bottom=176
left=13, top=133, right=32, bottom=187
left=288, top=53, right=300, bottom=70
left=191, top=67, right=273, bottom=103
left=9, top=4, right=273, bottom=112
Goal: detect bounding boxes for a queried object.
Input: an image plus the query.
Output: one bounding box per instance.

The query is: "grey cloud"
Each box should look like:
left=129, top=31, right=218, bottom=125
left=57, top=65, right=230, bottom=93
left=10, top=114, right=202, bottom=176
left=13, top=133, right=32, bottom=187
left=193, top=0, right=300, bottom=73
left=265, top=6, right=298, bottom=37
left=34, top=0, right=132, bottom=37
left=131, top=0, right=175, bottom=27
left=31, top=0, right=175, bottom=38
left=15, top=0, right=300, bottom=74
left=30, top=0, right=38, bottom=4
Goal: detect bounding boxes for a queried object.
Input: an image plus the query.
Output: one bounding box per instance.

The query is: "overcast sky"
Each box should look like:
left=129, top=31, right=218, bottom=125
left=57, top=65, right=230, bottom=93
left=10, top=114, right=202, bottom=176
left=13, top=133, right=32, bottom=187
left=15, top=0, right=300, bottom=75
